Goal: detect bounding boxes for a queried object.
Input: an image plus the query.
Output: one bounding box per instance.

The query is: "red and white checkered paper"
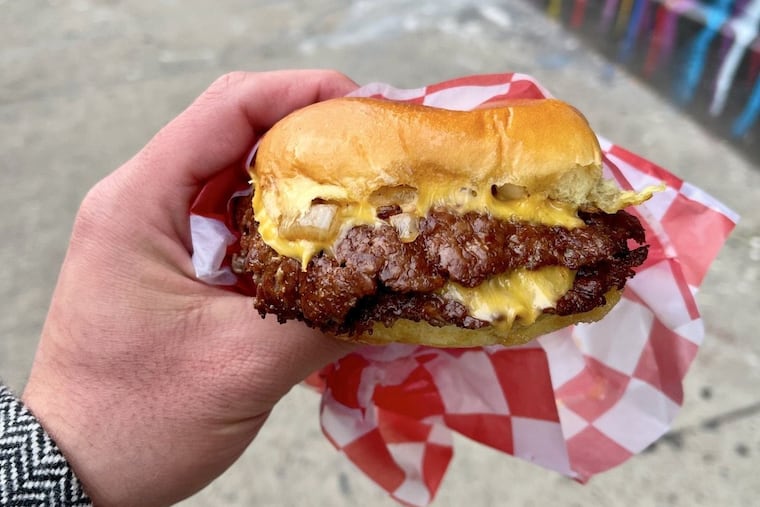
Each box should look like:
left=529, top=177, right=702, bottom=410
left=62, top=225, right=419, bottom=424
left=189, top=73, right=738, bottom=506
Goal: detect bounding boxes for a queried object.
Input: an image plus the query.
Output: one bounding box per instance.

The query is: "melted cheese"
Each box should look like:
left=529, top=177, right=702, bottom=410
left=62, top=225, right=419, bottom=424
left=252, top=168, right=661, bottom=268
left=442, top=266, right=575, bottom=329
left=252, top=173, right=587, bottom=268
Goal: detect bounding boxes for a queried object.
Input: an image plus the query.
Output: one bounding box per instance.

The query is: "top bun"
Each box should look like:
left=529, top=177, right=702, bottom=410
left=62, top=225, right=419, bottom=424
left=253, top=97, right=602, bottom=212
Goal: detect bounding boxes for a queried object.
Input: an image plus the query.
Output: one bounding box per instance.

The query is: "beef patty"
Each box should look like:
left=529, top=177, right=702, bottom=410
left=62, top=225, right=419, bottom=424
left=232, top=201, right=648, bottom=335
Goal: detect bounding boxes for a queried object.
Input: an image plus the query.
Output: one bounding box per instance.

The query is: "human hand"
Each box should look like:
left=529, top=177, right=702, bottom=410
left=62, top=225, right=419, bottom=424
left=22, top=70, right=359, bottom=506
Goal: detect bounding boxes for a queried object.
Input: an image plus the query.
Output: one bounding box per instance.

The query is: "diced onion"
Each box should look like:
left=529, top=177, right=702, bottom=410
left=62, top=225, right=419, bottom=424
left=279, top=204, right=338, bottom=241
left=389, top=212, right=420, bottom=242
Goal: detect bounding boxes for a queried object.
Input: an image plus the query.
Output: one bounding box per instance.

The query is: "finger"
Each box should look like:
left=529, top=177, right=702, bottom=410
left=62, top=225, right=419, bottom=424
left=133, top=69, right=358, bottom=192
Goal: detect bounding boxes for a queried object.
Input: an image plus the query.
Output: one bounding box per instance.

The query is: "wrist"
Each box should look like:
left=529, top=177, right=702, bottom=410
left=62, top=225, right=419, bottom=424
left=22, top=367, right=122, bottom=505
left=20, top=328, right=266, bottom=507
left=1, top=383, right=91, bottom=505
left=22, top=348, right=162, bottom=507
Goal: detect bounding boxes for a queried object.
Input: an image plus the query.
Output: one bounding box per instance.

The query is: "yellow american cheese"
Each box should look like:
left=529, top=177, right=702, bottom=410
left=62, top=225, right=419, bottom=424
left=441, top=266, right=575, bottom=329
left=252, top=172, right=660, bottom=269
left=252, top=174, right=593, bottom=268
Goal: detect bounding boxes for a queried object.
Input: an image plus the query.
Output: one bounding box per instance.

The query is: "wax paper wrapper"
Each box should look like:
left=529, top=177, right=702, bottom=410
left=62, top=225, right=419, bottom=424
left=189, top=73, right=738, bottom=506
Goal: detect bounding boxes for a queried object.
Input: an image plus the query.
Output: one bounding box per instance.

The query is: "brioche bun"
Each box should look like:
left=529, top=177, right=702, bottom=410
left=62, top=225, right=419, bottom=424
left=254, top=98, right=603, bottom=217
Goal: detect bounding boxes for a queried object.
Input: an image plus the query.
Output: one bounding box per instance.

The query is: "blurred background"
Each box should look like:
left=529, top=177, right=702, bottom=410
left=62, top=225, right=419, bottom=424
left=533, top=0, right=760, bottom=165
left=1, top=1, right=758, bottom=505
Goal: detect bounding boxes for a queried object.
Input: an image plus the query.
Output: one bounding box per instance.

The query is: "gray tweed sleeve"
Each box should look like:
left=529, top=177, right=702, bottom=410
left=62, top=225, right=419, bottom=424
left=0, top=383, right=92, bottom=506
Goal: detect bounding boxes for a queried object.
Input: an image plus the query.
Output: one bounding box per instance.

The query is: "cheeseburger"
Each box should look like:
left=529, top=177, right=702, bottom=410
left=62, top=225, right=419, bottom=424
left=232, top=97, right=659, bottom=347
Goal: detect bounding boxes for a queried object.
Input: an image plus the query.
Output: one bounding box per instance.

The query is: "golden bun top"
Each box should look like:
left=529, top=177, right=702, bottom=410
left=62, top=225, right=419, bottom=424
left=254, top=97, right=602, bottom=204
left=249, top=97, right=658, bottom=265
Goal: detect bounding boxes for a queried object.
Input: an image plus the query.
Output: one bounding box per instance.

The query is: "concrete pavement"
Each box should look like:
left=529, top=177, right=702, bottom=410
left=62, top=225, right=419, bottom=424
left=1, top=1, right=758, bottom=505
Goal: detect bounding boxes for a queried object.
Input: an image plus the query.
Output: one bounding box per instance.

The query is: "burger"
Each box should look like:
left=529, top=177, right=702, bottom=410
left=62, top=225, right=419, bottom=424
left=231, top=97, right=659, bottom=347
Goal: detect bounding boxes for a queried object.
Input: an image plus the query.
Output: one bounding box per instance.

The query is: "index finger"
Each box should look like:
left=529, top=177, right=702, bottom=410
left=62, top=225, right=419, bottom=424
left=133, top=69, right=359, bottom=190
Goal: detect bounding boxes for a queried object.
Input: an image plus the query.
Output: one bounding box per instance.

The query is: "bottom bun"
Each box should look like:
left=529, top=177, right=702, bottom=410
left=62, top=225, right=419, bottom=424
left=345, top=290, right=622, bottom=348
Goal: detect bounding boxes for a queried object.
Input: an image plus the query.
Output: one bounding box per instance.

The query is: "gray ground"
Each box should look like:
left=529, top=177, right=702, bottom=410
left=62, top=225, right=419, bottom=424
left=1, top=1, right=758, bottom=506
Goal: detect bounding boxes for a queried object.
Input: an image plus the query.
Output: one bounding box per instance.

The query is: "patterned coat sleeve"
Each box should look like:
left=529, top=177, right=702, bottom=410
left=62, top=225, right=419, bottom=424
left=0, top=383, right=92, bottom=506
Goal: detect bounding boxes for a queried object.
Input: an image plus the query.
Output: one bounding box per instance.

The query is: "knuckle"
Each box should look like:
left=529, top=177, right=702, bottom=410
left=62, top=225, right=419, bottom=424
left=70, top=175, right=124, bottom=244
left=72, top=182, right=109, bottom=237
left=322, top=69, right=348, bottom=81
left=317, top=68, right=355, bottom=89
left=189, top=71, right=250, bottom=114
left=208, top=71, right=249, bottom=96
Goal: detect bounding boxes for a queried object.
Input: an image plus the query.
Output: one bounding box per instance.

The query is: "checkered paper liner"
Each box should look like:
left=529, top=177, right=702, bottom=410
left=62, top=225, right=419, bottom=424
left=189, top=73, right=738, bottom=506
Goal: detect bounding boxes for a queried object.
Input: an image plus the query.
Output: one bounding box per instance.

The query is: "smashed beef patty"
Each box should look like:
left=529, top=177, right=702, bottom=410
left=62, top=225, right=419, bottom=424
left=232, top=203, right=648, bottom=335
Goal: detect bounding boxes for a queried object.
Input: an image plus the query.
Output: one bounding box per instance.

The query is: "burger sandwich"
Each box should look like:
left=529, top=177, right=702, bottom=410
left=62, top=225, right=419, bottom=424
left=232, top=97, right=659, bottom=347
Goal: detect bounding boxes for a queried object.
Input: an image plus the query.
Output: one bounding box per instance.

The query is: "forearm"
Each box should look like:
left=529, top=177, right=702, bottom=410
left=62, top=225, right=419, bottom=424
left=0, top=383, right=91, bottom=506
